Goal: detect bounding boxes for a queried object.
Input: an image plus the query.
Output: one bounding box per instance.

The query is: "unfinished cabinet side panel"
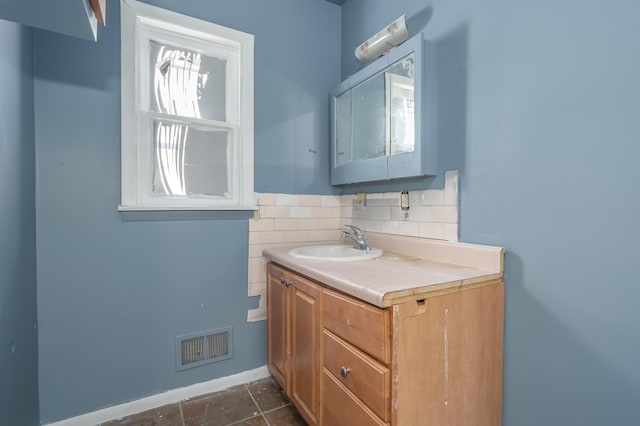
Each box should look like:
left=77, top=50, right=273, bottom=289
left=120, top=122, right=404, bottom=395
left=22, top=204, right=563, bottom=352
left=392, top=284, right=504, bottom=426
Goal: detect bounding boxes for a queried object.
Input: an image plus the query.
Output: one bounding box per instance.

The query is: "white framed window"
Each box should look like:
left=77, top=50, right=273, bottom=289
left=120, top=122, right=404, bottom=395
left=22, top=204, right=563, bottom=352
left=119, top=0, right=255, bottom=211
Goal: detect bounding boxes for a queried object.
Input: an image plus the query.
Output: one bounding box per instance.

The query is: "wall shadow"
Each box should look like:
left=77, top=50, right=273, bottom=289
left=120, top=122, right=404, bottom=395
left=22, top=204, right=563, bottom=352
left=434, top=23, right=468, bottom=180
left=33, top=2, right=119, bottom=90
left=406, top=7, right=433, bottom=38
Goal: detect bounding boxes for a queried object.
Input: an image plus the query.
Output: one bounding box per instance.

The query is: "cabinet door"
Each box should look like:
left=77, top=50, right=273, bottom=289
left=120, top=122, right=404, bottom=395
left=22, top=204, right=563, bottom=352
left=267, top=264, right=289, bottom=393
left=290, top=273, right=322, bottom=425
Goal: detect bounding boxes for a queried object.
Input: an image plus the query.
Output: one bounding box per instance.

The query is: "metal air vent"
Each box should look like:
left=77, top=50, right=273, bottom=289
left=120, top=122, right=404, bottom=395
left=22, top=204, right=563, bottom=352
left=176, top=326, right=233, bottom=371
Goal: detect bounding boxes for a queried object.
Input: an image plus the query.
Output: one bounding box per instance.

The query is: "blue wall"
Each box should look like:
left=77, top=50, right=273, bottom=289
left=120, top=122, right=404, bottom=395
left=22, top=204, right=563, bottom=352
left=34, top=0, right=340, bottom=422
left=0, top=19, right=39, bottom=426
left=342, top=0, right=640, bottom=424
left=20, top=0, right=640, bottom=423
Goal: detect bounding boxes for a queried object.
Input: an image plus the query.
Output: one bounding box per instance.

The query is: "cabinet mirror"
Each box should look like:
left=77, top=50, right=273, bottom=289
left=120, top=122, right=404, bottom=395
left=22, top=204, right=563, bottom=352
left=335, top=54, right=415, bottom=167
left=331, top=34, right=437, bottom=185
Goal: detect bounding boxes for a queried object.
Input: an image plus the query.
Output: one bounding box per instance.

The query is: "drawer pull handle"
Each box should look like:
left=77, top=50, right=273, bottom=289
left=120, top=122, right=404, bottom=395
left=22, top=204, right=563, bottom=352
left=340, top=366, right=351, bottom=378
left=280, top=276, right=286, bottom=284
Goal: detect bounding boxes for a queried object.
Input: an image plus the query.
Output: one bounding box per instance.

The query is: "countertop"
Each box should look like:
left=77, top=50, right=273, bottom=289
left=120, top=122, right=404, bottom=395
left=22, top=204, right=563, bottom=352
left=262, top=232, right=504, bottom=307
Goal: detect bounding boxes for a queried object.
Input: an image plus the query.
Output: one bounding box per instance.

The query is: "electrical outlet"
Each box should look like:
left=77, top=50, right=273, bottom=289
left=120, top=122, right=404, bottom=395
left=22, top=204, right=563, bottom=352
left=401, top=189, right=409, bottom=211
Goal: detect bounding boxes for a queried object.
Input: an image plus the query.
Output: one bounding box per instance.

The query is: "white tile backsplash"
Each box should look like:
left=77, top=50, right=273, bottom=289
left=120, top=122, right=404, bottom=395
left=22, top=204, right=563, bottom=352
left=311, top=207, right=341, bottom=218
left=273, top=218, right=299, bottom=231
left=275, top=194, right=299, bottom=206
left=410, top=189, right=445, bottom=206
left=256, top=193, right=275, bottom=205
left=444, top=170, right=459, bottom=205
left=419, top=222, right=445, bottom=240
left=320, top=195, right=342, bottom=207
left=340, top=194, right=355, bottom=204
left=319, top=218, right=341, bottom=229
left=296, top=218, right=321, bottom=230
left=443, top=223, right=459, bottom=242
left=248, top=218, right=274, bottom=232
left=246, top=170, right=460, bottom=322
left=248, top=230, right=285, bottom=245
left=379, top=220, right=400, bottom=234
left=249, top=243, right=273, bottom=258
left=260, top=206, right=289, bottom=218
left=408, top=206, right=435, bottom=222
left=340, top=206, right=353, bottom=217
left=298, top=195, right=322, bottom=206
left=366, top=192, right=384, bottom=200
left=289, top=206, right=313, bottom=218
left=391, top=207, right=408, bottom=221
left=284, top=230, right=309, bottom=243
left=307, top=229, right=341, bottom=241
left=397, top=221, right=421, bottom=237
left=354, top=205, right=392, bottom=220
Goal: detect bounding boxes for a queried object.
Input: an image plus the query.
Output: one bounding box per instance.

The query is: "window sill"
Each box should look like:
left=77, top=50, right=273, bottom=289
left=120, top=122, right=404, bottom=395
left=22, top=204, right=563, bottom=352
left=118, top=206, right=256, bottom=222
left=118, top=204, right=257, bottom=212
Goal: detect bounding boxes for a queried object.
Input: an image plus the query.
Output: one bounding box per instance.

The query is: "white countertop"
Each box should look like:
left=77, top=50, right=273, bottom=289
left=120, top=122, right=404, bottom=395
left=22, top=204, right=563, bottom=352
left=262, top=232, right=504, bottom=307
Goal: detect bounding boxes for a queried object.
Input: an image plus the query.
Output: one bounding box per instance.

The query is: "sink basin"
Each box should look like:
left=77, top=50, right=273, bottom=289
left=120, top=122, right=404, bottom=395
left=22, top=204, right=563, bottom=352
left=288, top=245, right=383, bottom=262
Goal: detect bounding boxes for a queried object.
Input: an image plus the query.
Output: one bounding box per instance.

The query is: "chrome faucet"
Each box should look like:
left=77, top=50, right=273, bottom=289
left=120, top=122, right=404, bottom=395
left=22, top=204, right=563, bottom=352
left=341, top=225, right=370, bottom=251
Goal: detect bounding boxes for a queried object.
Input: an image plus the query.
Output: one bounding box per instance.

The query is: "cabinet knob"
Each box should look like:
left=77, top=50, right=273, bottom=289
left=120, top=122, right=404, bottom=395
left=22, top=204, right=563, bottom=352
left=280, top=276, right=291, bottom=287
left=340, top=366, right=350, bottom=378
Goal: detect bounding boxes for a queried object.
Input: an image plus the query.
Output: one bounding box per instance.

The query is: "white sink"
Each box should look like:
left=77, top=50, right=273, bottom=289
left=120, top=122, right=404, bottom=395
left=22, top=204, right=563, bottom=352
left=288, top=245, right=383, bottom=262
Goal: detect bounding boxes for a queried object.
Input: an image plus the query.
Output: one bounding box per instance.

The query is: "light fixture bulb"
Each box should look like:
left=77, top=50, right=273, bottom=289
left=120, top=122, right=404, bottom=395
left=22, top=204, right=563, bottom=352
left=355, top=15, right=409, bottom=63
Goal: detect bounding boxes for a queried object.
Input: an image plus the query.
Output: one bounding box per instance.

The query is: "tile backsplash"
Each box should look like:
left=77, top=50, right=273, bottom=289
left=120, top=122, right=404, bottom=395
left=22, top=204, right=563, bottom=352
left=246, top=170, right=459, bottom=322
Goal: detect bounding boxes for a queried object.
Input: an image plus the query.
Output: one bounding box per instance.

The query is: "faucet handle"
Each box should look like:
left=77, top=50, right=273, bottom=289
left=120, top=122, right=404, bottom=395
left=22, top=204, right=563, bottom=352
left=344, top=224, right=363, bottom=236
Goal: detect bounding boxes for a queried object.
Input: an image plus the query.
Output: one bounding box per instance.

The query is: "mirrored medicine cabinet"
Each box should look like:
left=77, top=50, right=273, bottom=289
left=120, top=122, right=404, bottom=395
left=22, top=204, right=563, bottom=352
left=331, top=33, right=438, bottom=185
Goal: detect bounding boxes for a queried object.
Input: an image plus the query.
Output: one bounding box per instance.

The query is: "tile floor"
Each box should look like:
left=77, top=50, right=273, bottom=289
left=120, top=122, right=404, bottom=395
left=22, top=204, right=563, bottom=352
left=100, top=377, right=307, bottom=426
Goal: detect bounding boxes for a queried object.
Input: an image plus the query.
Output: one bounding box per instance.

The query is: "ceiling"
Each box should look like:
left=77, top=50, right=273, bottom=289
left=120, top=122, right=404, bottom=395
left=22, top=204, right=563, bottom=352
left=325, top=0, right=346, bottom=5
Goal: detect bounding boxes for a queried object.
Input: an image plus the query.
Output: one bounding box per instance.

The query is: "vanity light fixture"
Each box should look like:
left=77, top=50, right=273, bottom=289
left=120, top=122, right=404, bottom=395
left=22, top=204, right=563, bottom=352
left=355, top=15, right=409, bottom=62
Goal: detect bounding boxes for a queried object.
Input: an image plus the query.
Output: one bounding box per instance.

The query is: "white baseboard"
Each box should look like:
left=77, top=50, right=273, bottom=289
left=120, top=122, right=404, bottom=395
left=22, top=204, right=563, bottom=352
left=45, top=365, right=270, bottom=426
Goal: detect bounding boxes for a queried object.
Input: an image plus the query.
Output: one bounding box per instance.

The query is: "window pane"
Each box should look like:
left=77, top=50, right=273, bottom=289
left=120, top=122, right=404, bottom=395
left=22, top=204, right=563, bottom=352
left=149, top=40, right=227, bottom=121
left=152, top=121, right=231, bottom=198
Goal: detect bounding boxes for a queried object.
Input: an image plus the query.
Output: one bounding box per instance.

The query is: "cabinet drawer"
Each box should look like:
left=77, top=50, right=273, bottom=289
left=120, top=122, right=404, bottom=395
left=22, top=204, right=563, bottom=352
left=323, top=289, right=391, bottom=364
left=322, top=368, right=388, bottom=426
left=323, top=330, right=390, bottom=422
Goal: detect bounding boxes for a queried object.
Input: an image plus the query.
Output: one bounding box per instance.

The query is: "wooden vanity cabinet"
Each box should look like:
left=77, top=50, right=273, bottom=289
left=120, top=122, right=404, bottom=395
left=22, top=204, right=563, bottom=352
left=267, top=262, right=504, bottom=426
left=267, top=263, right=322, bottom=425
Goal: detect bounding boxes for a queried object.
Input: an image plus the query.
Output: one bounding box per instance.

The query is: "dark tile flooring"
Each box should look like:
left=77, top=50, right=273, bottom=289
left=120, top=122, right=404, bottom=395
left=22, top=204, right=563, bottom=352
left=100, top=377, right=307, bottom=426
